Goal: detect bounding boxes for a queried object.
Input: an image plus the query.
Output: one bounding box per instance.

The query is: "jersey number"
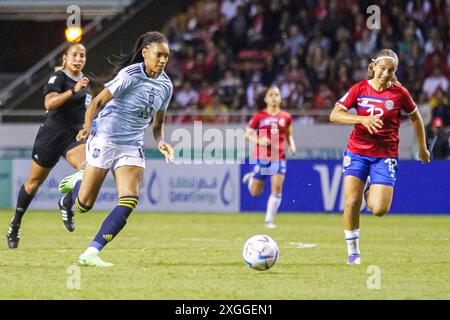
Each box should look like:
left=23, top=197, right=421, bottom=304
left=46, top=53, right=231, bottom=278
left=139, top=94, right=155, bottom=119
left=367, top=106, right=384, bottom=117
left=384, top=158, right=397, bottom=173
left=139, top=108, right=149, bottom=119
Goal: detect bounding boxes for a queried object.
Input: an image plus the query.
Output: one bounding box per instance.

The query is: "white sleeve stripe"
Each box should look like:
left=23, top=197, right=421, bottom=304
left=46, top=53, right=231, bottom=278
left=407, top=107, right=418, bottom=115
left=336, top=102, right=348, bottom=111
left=246, top=127, right=256, bottom=133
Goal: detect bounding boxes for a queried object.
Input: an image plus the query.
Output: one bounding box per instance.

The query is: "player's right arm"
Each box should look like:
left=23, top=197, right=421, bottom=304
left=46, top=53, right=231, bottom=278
left=330, top=105, right=383, bottom=134
left=76, top=88, right=113, bottom=141
left=77, top=70, right=132, bottom=141
left=244, top=130, right=270, bottom=146
left=244, top=113, right=270, bottom=146
left=330, top=83, right=383, bottom=134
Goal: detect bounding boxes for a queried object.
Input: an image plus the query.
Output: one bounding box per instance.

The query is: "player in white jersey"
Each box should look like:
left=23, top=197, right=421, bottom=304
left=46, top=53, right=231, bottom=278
left=58, top=31, right=174, bottom=267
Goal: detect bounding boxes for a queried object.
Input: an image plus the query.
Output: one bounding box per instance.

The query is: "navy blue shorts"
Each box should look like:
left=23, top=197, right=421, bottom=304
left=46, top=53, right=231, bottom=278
left=252, top=159, right=287, bottom=181
left=342, top=150, right=398, bottom=186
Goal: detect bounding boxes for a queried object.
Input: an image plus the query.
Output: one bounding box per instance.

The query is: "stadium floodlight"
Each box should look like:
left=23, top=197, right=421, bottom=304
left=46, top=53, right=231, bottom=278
left=65, top=27, right=83, bottom=43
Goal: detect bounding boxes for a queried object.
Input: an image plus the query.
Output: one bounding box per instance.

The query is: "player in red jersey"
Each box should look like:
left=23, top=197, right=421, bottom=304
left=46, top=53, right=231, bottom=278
left=330, top=49, right=430, bottom=265
left=242, top=86, right=296, bottom=228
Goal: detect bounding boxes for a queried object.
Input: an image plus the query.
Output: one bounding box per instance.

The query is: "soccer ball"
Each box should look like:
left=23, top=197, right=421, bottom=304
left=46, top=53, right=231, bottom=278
left=242, top=235, right=279, bottom=271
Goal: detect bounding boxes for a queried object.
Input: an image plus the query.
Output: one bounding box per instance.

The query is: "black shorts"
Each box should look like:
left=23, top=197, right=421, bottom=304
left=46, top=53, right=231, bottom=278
left=31, top=124, right=84, bottom=168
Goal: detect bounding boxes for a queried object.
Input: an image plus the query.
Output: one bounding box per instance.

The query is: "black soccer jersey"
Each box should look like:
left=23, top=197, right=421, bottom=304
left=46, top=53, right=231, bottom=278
left=43, top=70, right=91, bottom=129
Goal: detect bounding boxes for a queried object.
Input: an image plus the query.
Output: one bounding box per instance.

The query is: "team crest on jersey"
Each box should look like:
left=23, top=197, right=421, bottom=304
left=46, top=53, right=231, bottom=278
left=279, top=118, right=286, bottom=127
left=385, top=100, right=394, bottom=110
left=93, top=148, right=100, bottom=158
left=148, top=94, right=155, bottom=105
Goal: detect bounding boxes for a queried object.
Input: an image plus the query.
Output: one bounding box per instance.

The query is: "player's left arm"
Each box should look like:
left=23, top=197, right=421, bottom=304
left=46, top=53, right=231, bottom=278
left=152, top=109, right=174, bottom=163
left=404, top=88, right=430, bottom=164
left=286, top=123, right=296, bottom=155
left=409, top=110, right=430, bottom=164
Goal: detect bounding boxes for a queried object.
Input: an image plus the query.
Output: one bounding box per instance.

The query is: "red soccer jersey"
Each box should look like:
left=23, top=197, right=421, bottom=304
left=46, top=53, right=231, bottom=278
left=247, top=109, right=292, bottom=160
left=336, top=80, right=417, bottom=158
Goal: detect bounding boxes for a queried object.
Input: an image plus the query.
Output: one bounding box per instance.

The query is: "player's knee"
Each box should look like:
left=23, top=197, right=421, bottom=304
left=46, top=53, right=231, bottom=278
left=250, top=188, right=263, bottom=197
left=272, top=185, right=283, bottom=194
left=345, top=194, right=361, bottom=210
left=24, top=178, right=43, bottom=194
left=371, top=206, right=389, bottom=217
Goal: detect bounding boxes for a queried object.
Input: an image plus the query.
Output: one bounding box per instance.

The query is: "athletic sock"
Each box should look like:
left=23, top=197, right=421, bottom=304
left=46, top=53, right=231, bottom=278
left=265, top=193, right=282, bottom=223
left=89, top=196, right=139, bottom=251
left=11, top=185, right=35, bottom=227
left=75, top=197, right=92, bottom=214
left=344, top=229, right=360, bottom=256
left=71, top=180, right=82, bottom=204
left=62, top=191, right=73, bottom=208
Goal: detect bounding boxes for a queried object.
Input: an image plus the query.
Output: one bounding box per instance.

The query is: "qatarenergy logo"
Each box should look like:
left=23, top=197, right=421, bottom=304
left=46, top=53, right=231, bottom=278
left=146, top=169, right=235, bottom=206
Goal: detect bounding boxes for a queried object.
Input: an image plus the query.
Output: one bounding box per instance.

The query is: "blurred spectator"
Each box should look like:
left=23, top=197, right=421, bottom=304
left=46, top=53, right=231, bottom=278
left=261, top=55, right=279, bottom=86
left=228, top=4, right=248, bottom=53
left=313, top=83, right=335, bottom=111
left=174, top=80, right=198, bottom=110
left=220, top=0, right=244, bottom=21
left=427, top=117, right=450, bottom=159
left=283, top=57, right=304, bottom=84
left=333, top=64, right=353, bottom=98
left=424, top=27, right=444, bottom=55
left=355, top=29, right=377, bottom=58
left=246, top=74, right=265, bottom=109
left=417, top=92, right=432, bottom=127
left=284, top=24, right=306, bottom=57
left=197, top=80, right=215, bottom=110
left=203, top=95, right=229, bottom=123
left=163, top=17, right=183, bottom=53
left=429, top=87, right=450, bottom=126
left=247, top=2, right=265, bottom=48
left=314, top=0, right=328, bottom=21
left=189, top=51, right=210, bottom=86
left=211, top=53, right=230, bottom=82
left=286, top=82, right=310, bottom=110
left=407, top=0, right=431, bottom=25
left=217, top=69, right=244, bottom=106
left=422, top=66, right=449, bottom=99
left=263, top=0, right=283, bottom=43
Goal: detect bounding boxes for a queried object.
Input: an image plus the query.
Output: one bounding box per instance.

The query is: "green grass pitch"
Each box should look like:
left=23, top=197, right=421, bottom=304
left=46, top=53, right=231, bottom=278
left=0, top=209, right=449, bottom=299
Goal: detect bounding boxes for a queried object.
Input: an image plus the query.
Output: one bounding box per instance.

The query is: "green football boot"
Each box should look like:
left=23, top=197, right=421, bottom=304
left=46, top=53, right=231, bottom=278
left=58, top=170, right=84, bottom=193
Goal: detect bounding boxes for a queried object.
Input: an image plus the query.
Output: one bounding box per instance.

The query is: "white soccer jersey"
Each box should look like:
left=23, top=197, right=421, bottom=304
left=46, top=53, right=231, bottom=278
left=94, top=62, right=173, bottom=146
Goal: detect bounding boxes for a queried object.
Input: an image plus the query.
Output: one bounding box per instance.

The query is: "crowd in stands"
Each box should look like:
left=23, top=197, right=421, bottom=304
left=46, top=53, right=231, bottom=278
left=162, top=0, right=449, bottom=131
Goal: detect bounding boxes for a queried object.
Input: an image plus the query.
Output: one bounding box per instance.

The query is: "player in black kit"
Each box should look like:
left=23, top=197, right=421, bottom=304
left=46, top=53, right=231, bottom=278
left=6, top=43, right=91, bottom=249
